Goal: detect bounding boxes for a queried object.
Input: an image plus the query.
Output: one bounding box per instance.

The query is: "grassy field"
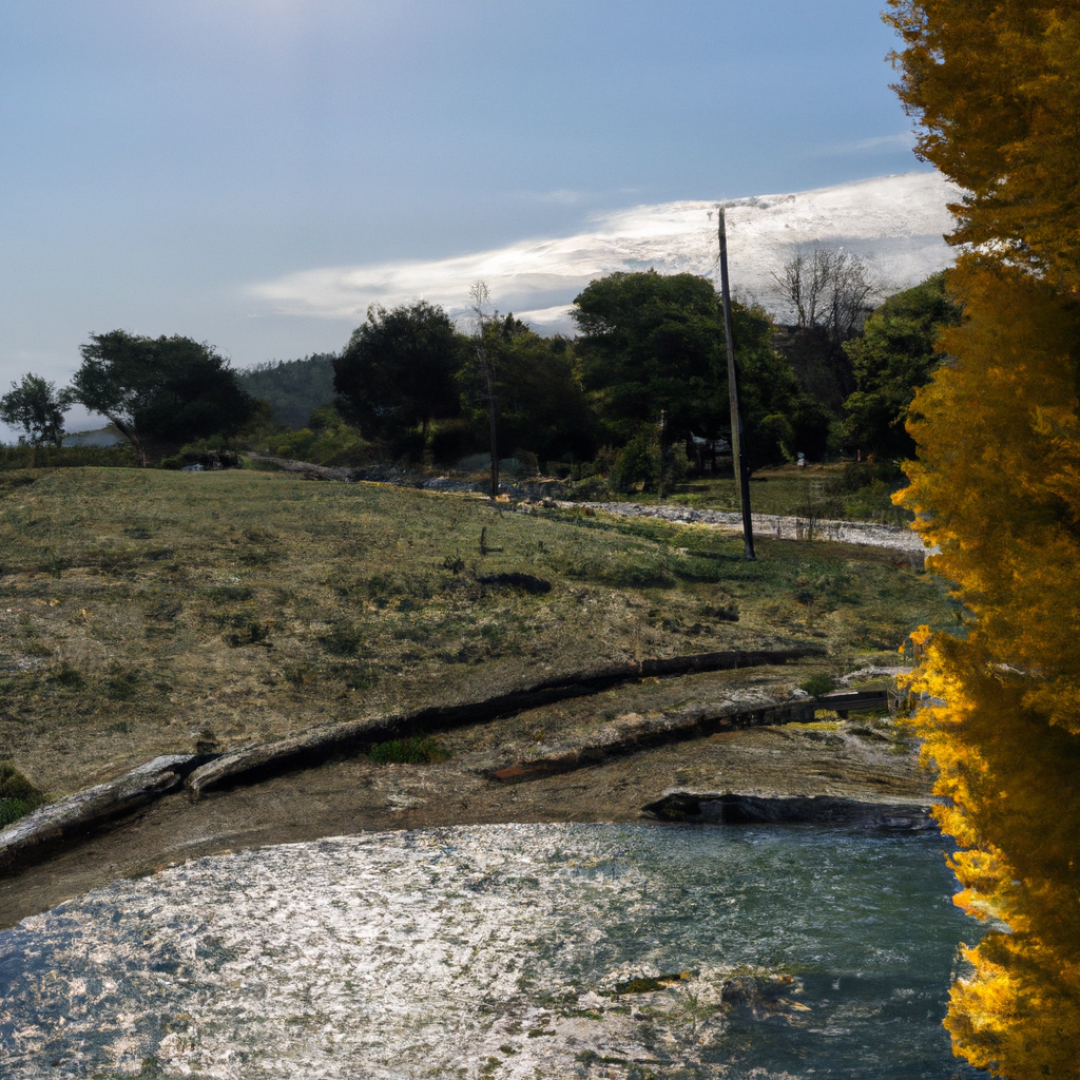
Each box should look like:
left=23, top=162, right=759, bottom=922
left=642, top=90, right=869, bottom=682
left=0, top=467, right=953, bottom=800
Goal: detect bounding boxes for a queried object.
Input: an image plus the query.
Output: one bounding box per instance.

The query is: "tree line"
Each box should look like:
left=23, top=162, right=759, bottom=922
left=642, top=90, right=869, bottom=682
left=2, top=264, right=958, bottom=484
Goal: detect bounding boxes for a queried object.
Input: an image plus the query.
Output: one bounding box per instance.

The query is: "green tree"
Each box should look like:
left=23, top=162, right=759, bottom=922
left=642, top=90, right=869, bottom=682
left=333, top=301, right=461, bottom=449
left=572, top=270, right=828, bottom=470
left=72, top=331, right=259, bottom=456
left=842, top=273, right=961, bottom=461
left=0, top=374, right=74, bottom=448
left=456, top=313, right=596, bottom=464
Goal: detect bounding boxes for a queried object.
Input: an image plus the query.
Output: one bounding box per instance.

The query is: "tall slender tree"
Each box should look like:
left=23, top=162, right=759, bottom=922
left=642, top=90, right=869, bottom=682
left=885, top=3, right=1080, bottom=1076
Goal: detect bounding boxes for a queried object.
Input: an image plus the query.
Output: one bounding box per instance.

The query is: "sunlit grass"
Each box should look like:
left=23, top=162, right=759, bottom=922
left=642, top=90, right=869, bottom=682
left=0, top=467, right=949, bottom=798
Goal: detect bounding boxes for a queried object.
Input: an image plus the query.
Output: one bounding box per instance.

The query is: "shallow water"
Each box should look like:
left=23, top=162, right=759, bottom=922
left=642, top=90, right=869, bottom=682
left=1, top=823, right=987, bottom=1079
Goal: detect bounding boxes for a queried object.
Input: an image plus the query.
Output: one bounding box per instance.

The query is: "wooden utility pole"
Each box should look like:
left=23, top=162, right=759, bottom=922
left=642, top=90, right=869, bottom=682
left=717, top=207, right=756, bottom=560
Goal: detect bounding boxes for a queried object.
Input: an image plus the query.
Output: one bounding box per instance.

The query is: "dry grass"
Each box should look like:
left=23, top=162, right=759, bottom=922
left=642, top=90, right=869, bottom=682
left=0, top=468, right=949, bottom=798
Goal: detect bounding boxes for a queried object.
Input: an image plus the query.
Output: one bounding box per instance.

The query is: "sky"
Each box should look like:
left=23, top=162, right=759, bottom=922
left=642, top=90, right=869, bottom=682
left=0, top=0, right=939, bottom=435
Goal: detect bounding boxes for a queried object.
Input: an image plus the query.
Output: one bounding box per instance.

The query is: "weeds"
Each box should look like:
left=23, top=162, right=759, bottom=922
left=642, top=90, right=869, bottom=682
left=320, top=621, right=364, bottom=656
left=0, top=761, right=45, bottom=827
left=367, top=735, right=448, bottom=765
left=799, top=674, right=838, bottom=697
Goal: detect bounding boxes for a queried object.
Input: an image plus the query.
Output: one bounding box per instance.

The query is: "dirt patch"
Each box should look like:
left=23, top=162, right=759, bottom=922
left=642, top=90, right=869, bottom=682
left=0, top=666, right=925, bottom=930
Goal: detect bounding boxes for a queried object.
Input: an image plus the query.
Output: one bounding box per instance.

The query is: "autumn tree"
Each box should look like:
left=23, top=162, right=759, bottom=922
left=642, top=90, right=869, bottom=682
left=885, top=3, right=1080, bottom=1076
left=886, top=0, right=1080, bottom=292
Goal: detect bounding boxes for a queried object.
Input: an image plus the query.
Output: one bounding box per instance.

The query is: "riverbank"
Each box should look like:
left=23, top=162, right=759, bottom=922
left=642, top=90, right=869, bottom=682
left=0, top=661, right=929, bottom=929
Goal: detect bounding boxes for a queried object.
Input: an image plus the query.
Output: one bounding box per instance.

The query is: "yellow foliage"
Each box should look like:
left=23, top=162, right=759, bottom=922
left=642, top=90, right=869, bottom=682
left=896, top=261, right=1080, bottom=1076
left=905, top=630, right=1080, bottom=1077
left=884, top=1, right=1080, bottom=291
left=885, top=10, right=1080, bottom=1055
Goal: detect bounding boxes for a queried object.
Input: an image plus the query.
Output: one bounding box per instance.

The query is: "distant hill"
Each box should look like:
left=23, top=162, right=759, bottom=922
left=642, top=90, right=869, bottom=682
left=63, top=425, right=124, bottom=448
left=238, top=354, right=337, bottom=429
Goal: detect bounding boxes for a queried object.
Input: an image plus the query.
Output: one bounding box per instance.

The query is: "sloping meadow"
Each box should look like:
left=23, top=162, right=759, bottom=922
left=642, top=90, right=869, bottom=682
left=0, top=469, right=950, bottom=798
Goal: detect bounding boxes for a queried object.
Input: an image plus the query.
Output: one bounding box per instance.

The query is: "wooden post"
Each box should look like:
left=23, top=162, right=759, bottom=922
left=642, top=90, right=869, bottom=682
left=718, top=207, right=756, bottom=560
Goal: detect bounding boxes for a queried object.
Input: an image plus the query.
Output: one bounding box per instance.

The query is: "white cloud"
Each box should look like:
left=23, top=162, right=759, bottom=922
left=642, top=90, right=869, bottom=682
left=815, top=132, right=919, bottom=156
left=245, top=171, right=962, bottom=333
left=531, top=189, right=589, bottom=205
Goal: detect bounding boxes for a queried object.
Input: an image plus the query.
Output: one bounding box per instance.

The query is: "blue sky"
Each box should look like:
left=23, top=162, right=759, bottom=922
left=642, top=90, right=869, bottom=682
left=0, top=0, right=929, bottom=432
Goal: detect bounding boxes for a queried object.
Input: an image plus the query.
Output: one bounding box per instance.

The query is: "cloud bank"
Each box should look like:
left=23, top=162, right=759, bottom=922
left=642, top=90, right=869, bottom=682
left=246, top=171, right=961, bottom=334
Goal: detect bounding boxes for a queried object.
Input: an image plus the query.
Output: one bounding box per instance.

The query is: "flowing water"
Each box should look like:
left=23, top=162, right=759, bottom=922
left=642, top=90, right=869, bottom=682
left=1, top=822, right=988, bottom=1079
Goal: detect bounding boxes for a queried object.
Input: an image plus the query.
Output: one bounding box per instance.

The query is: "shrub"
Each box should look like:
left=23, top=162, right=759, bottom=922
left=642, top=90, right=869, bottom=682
left=367, top=735, right=448, bottom=764
left=800, top=673, right=838, bottom=697
left=609, top=432, right=659, bottom=493
left=0, top=762, right=45, bottom=827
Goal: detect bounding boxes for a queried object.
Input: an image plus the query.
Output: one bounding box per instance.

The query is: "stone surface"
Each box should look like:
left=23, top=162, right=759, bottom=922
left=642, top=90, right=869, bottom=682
left=642, top=791, right=936, bottom=829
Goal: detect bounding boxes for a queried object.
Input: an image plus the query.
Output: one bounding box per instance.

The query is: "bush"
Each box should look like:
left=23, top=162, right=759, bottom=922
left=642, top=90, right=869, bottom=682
left=0, top=762, right=45, bottom=827
left=367, top=735, right=448, bottom=764
left=263, top=420, right=373, bottom=467
left=800, top=673, right=838, bottom=697
left=609, top=431, right=659, bottom=493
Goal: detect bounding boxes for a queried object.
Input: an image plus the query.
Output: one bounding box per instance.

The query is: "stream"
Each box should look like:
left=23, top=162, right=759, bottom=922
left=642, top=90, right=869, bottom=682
left=0, top=822, right=988, bottom=1079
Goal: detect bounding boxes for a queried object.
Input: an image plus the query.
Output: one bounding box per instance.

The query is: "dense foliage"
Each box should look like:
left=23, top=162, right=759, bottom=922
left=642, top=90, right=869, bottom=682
left=456, top=315, right=595, bottom=464
left=886, top=2, right=1080, bottom=1075
left=73, top=331, right=259, bottom=455
left=887, top=0, right=1080, bottom=292
left=0, top=374, right=73, bottom=448
left=572, top=270, right=830, bottom=471
left=333, top=302, right=460, bottom=444
left=842, top=273, right=961, bottom=461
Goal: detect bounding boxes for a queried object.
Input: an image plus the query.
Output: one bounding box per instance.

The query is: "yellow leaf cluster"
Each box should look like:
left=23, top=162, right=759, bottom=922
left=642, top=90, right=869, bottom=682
left=884, top=6, right=1080, bottom=1067
left=884, top=1, right=1080, bottom=291
left=904, top=625, right=1080, bottom=1077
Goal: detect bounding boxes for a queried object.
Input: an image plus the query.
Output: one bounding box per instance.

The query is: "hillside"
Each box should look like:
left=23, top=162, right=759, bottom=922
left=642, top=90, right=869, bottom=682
left=0, top=468, right=950, bottom=801
left=236, top=353, right=337, bottom=429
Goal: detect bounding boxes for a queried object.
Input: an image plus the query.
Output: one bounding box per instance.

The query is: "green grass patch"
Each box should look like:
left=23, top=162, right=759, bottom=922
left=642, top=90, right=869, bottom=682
left=367, top=735, right=448, bottom=765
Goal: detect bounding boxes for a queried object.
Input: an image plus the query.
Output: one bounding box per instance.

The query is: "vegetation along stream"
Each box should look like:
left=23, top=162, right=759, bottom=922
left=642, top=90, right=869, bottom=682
left=1, top=822, right=989, bottom=1079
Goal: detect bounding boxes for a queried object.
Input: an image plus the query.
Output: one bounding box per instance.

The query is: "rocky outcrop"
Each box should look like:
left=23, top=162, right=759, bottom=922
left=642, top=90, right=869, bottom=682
left=0, top=755, right=209, bottom=874
left=187, top=646, right=825, bottom=797
left=642, top=790, right=936, bottom=829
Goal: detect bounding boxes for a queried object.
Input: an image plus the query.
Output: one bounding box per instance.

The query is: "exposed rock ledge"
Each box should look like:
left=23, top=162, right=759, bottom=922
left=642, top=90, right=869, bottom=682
left=0, top=755, right=209, bottom=874
left=643, top=790, right=937, bottom=830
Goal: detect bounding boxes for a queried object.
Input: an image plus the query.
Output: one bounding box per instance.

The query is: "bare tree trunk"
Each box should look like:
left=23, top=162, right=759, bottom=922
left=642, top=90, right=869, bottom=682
left=470, top=282, right=500, bottom=500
